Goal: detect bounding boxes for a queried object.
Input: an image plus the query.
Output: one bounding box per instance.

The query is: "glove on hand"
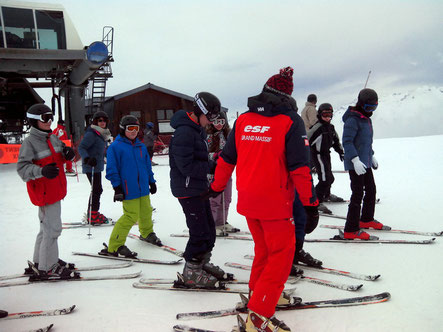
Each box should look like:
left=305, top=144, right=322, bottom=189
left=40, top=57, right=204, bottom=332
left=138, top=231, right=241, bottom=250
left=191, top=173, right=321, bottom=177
left=201, top=186, right=223, bottom=200
left=372, top=156, right=378, bottom=170
left=113, top=186, right=124, bottom=202
left=84, top=157, right=97, bottom=167
left=63, top=147, right=75, bottom=161
left=304, top=205, right=319, bottom=234
left=352, top=157, right=367, bottom=176
left=41, top=163, right=59, bottom=179
left=149, top=182, right=157, bottom=194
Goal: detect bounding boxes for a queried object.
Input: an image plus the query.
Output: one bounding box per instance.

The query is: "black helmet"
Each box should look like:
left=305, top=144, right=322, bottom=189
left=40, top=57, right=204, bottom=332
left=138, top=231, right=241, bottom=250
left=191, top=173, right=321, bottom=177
left=193, top=92, right=221, bottom=122
left=26, top=104, right=53, bottom=128
left=357, top=88, right=378, bottom=111
left=119, top=115, right=139, bottom=135
left=92, top=111, right=109, bottom=126
left=317, top=103, right=333, bottom=122
left=307, top=94, right=317, bottom=103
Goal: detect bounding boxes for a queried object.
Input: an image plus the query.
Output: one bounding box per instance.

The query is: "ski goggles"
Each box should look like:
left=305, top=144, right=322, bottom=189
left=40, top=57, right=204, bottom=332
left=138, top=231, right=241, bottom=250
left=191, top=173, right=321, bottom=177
left=321, top=111, right=333, bottom=118
left=27, top=112, right=54, bottom=123
left=362, top=103, right=378, bottom=112
left=125, top=125, right=139, bottom=132
left=213, top=118, right=226, bottom=126
left=97, top=117, right=108, bottom=123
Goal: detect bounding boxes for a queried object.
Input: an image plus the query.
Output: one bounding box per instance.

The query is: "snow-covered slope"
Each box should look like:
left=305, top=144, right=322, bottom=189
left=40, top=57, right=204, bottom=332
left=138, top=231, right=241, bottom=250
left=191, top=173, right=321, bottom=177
left=0, top=135, right=442, bottom=332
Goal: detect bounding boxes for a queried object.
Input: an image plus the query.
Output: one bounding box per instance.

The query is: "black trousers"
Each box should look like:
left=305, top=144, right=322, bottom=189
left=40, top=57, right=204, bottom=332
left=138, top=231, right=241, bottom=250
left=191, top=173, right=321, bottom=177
left=86, top=172, right=103, bottom=213
left=179, top=196, right=216, bottom=262
left=312, top=152, right=334, bottom=202
left=344, top=169, right=376, bottom=232
left=147, top=146, right=154, bottom=160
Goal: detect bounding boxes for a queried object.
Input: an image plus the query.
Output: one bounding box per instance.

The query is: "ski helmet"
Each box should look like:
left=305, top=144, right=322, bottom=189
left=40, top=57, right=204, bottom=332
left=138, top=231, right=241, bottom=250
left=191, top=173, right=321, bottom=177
left=92, top=111, right=109, bottom=126
left=357, top=88, right=378, bottom=112
left=26, top=103, right=53, bottom=128
left=193, top=92, right=221, bottom=122
left=119, top=115, right=139, bottom=136
left=146, top=122, right=154, bottom=129
left=317, top=103, right=333, bottom=122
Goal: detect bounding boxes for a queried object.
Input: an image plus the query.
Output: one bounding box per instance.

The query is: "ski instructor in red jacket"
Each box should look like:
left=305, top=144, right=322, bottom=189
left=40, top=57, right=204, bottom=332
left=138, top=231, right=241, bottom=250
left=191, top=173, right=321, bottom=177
left=206, top=67, right=318, bottom=331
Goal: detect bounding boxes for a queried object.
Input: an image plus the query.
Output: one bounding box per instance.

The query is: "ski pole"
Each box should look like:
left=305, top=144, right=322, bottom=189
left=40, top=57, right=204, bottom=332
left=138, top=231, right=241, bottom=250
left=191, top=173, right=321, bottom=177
left=222, top=190, right=226, bottom=237
left=364, top=70, right=372, bottom=88
left=87, top=167, right=95, bottom=238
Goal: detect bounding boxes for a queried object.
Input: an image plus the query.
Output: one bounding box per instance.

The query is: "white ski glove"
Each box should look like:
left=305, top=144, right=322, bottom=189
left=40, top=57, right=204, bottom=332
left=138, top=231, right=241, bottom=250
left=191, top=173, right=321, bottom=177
left=352, top=157, right=367, bottom=175
left=372, top=156, right=378, bottom=170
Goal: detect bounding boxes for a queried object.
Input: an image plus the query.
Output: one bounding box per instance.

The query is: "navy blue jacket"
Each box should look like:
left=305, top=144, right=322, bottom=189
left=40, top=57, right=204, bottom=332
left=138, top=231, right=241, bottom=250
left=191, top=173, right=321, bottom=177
left=169, top=110, right=210, bottom=197
left=105, top=135, right=155, bottom=200
left=342, top=106, right=374, bottom=170
left=78, top=127, right=106, bottom=173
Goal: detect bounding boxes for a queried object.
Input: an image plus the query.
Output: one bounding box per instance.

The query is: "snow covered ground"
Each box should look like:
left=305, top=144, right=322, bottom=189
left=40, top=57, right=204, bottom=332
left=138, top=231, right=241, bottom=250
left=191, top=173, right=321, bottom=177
left=1, top=134, right=442, bottom=332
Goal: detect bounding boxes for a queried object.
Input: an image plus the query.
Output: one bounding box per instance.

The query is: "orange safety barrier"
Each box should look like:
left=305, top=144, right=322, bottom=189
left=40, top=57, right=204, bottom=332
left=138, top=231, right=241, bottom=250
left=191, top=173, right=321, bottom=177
left=0, top=140, right=71, bottom=164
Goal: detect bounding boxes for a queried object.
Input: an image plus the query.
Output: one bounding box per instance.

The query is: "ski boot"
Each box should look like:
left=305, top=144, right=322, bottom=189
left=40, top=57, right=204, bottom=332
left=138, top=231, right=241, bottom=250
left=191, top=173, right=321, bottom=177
left=65, top=169, right=77, bottom=177
left=24, top=262, right=38, bottom=275
left=216, top=223, right=240, bottom=234
left=360, top=220, right=389, bottom=230
left=343, top=230, right=371, bottom=240
left=245, top=310, right=291, bottom=331
left=88, top=211, right=106, bottom=226
left=215, top=227, right=229, bottom=237
left=177, top=260, right=222, bottom=289
left=139, top=232, right=163, bottom=246
left=277, top=289, right=302, bottom=306
left=99, top=243, right=137, bottom=258
left=317, top=203, right=332, bottom=214
left=293, top=249, right=323, bottom=268
left=0, top=310, right=8, bottom=318
left=28, top=261, right=79, bottom=281
left=97, top=212, right=110, bottom=224
left=324, top=194, right=345, bottom=202
left=289, top=265, right=304, bottom=277
left=201, top=252, right=234, bottom=281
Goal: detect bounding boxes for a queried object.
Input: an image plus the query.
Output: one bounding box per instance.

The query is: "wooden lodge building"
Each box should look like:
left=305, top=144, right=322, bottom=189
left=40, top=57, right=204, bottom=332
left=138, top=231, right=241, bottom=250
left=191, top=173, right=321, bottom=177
left=102, top=83, right=228, bottom=145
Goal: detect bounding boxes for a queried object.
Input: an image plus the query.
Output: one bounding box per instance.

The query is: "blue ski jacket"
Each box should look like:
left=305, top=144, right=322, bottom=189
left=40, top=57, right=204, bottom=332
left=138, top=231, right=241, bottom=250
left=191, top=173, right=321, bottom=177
left=342, top=106, right=374, bottom=170
left=105, top=134, right=155, bottom=200
left=78, top=126, right=107, bottom=173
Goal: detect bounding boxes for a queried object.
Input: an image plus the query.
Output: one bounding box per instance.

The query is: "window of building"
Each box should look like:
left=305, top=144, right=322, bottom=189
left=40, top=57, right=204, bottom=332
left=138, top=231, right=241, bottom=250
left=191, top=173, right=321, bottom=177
left=2, top=6, right=36, bottom=48
left=35, top=10, right=66, bottom=50
left=156, top=109, right=174, bottom=121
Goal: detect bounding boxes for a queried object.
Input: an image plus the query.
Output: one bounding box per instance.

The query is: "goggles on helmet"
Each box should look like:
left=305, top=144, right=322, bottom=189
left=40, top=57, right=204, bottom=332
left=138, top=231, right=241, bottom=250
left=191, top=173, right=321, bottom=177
left=125, top=125, right=140, bottom=132
left=27, top=111, right=54, bottom=123
left=362, top=103, right=378, bottom=112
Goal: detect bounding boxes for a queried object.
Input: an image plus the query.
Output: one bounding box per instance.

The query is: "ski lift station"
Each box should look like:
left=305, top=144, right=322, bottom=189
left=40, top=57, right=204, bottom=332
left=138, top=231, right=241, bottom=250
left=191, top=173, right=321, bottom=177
left=0, top=0, right=114, bottom=143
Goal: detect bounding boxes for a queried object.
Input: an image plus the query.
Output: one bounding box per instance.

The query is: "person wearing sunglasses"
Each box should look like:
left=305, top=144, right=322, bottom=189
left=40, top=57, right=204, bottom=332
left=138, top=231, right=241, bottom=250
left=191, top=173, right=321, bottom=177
left=342, top=88, right=383, bottom=240
left=206, top=112, right=238, bottom=236
left=169, top=91, right=229, bottom=289
left=101, top=115, right=160, bottom=258
left=17, top=103, right=77, bottom=280
left=78, top=111, right=112, bottom=225
left=52, top=120, right=76, bottom=176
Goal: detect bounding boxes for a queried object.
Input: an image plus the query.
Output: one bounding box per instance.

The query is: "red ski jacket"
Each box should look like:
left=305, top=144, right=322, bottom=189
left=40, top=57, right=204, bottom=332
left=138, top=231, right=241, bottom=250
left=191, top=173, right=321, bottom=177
left=211, top=92, right=317, bottom=220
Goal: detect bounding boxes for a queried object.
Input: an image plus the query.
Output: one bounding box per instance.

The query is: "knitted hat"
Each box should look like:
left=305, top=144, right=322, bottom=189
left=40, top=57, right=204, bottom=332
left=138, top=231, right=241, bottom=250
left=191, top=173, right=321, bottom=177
left=264, top=66, right=294, bottom=96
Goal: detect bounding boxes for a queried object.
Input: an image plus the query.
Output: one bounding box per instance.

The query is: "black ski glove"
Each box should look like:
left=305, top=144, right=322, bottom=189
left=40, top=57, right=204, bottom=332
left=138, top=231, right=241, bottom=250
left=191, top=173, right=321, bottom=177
left=41, top=163, right=59, bottom=179
left=149, top=182, right=157, bottom=194
left=304, top=205, right=319, bottom=234
left=201, top=186, right=223, bottom=200
left=63, top=147, right=75, bottom=161
left=113, top=185, right=124, bottom=202
left=84, top=157, right=97, bottom=167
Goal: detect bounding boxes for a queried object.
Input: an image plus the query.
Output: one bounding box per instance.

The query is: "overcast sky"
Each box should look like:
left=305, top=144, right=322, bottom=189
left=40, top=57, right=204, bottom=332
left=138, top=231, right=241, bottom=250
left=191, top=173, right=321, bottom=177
left=30, top=0, right=443, bottom=112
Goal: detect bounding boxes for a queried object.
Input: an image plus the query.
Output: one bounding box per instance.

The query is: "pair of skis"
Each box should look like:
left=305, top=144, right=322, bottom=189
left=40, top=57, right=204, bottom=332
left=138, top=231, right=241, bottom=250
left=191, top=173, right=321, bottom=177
left=0, top=261, right=141, bottom=287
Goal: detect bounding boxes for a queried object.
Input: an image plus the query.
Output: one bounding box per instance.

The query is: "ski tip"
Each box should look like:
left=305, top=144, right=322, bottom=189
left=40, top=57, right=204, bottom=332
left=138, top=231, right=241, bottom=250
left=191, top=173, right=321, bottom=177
left=70, top=304, right=76, bottom=312
left=48, top=323, right=54, bottom=331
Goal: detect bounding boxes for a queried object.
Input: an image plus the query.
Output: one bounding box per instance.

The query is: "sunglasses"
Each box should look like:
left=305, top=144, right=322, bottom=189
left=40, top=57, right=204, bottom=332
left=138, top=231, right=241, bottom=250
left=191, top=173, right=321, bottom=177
left=27, top=112, right=54, bottom=123
left=213, top=118, right=226, bottom=126
left=125, top=125, right=140, bottom=132
left=362, top=103, right=378, bottom=112
left=321, top=111, right=333, bottom=118
left=97, top=118, right=107, bottom=123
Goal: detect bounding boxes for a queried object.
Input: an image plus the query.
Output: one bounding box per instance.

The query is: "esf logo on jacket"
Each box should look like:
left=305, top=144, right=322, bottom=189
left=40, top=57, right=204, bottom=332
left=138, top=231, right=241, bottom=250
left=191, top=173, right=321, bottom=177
left=244, top=125, right=270, bottom=133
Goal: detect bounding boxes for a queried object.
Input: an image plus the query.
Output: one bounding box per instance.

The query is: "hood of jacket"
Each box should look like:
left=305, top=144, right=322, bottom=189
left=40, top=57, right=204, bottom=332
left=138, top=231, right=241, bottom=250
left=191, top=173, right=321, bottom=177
left=170, top=110, right=201, bottom=132
left=342, top=106, right=370, bottom=123
left=247, top=91, right=298, bottom=117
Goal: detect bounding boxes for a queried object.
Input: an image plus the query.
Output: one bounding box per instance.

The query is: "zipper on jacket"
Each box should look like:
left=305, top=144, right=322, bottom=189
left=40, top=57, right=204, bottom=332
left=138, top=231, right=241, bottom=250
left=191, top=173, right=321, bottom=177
left=185, top=176, right=190, bottom=188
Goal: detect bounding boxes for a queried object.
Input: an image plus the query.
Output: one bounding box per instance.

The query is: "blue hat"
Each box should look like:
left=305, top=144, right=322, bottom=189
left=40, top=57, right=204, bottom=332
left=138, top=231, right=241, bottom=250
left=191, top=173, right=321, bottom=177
left=146, top=122, right=154, bottom=128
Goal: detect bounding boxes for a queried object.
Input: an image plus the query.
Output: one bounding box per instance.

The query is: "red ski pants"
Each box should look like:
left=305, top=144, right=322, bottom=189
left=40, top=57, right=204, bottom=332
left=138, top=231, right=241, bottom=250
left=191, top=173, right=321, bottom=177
left=246, top=217, right=295, bottom=318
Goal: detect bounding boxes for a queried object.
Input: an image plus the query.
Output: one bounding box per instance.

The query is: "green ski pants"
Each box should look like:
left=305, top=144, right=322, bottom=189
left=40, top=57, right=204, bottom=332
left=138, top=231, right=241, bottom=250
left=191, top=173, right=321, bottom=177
left=108, top=195, right=153, bottom=252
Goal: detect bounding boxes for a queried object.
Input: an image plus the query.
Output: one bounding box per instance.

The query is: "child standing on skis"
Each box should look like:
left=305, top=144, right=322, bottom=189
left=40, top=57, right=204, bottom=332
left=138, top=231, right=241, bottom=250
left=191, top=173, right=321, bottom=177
left=307, top=103, right=345, bottom=203
left=342, top=88, right=383, bottom=240
left=100, top=115, right=161, bottom=258
left=206, top=111, right=237, bottom=236
left=17, top=103, right=77, bottom=279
